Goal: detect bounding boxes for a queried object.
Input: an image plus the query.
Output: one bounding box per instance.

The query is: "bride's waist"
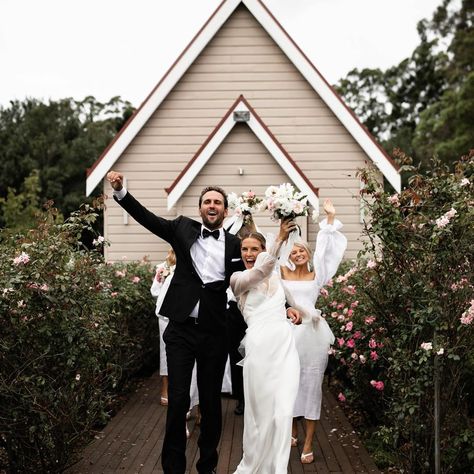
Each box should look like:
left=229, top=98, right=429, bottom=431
left=244, top=311, right=288, bottom=326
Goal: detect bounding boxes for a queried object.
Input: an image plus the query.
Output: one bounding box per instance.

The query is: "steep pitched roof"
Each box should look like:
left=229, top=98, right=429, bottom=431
left=166, top=95, right=319, bottom=210
left=86, top=0, right=400, bottom=196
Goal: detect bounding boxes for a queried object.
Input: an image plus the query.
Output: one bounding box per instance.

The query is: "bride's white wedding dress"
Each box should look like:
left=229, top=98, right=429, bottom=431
left=231, top=246, right=299, bottom=474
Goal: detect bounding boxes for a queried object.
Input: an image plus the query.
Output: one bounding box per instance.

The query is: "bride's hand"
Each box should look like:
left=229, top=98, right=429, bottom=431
left=277, top=218, right=297, bottom=242
left=286, top=307, right=302, bottom=325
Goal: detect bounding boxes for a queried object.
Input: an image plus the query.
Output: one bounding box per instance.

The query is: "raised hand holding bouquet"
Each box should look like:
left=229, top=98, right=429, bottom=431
left=226, top=190, right=263, bottom=235
left=262, top=183, right=310, bottom=263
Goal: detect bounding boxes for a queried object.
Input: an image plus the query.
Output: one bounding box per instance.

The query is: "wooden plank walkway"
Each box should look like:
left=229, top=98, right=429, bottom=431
left=69, top=372, right=380, bottom=473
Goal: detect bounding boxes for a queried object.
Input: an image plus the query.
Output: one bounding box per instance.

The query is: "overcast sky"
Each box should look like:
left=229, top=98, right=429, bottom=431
left=1, top=0, right=443, bottom=108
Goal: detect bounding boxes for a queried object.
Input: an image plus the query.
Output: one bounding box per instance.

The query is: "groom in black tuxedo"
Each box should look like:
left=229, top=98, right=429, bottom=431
left=107, top=171, right=244, bottom=474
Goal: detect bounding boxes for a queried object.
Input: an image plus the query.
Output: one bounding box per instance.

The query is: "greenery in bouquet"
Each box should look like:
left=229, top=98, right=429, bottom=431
left=262, top=183, right=309, bottom=221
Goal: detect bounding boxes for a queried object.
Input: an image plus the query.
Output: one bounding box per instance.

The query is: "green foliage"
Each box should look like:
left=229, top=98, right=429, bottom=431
left=0, top=200, right=158, bottom=473
left=0, top=169, right=57, bottom=234
left=414, top=71, right=474, bottom=167
left=0, top=96, right=134, bottom=225
left=320, top=154, right=474, bottom=472
left=335, top=0, right=474, bottom=169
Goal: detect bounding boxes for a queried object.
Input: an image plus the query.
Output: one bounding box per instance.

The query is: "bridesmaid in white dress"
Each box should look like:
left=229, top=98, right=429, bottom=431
left=231, top=219, right=301, bottom=474
left=280, top=199, right=347, bottom=464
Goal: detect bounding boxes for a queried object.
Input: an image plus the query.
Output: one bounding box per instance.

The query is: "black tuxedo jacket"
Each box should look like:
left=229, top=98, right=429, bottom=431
left=114, top=192, right=244, bottom=328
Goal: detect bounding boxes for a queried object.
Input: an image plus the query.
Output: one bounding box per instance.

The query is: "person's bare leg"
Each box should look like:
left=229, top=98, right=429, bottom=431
left=301, top=418, right=316, bottom=463
left=160, top=375, right=169, bottom=404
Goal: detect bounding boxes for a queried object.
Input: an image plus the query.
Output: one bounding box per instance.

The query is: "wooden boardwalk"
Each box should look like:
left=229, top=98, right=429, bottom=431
left=70, top=372, right=380, bottom=473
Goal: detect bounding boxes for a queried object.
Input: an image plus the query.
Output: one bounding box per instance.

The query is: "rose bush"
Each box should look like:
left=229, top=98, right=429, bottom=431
left=0, top=200, right=158, bottom=473
left=320, top=153, right=474, bottom=472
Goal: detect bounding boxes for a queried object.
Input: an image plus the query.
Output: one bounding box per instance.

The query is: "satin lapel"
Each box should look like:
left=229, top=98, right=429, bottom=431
left=184, top=223, right=201, bottom=252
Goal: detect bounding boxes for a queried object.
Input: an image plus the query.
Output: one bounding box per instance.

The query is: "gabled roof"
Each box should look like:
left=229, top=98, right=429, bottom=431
left=166, top=95, right=319, bottom=210
left=86, top=0, right=401, bottom=197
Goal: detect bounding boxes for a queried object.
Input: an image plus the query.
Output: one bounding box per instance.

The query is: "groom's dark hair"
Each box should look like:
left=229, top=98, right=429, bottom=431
left=199, top=186, right=228, bottom=209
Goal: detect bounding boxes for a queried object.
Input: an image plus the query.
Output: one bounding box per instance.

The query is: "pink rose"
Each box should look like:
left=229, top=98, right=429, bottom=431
left=338, top=392, right=346, bottom=402
left=13, top=251, right=30, bottom=266
left=337, top=337, right=345, bottom=347
left=365, top=316, right=376, bottom=325
left=369, top=338, right=377, bottom=349
left=345, top=321, right=353, bottom=331
left=353, top=330, right=362, bottom=340
left=370, top=380, right=384, bottom=391
left=370, top=351, right=379, bottom=361
left=346, top=339, right=355, bottom=349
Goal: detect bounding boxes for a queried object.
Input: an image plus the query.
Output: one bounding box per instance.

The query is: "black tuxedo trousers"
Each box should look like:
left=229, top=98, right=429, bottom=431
left=226, top=301, right=247, bottom=402
left=163, top=315, right=227, bottom=473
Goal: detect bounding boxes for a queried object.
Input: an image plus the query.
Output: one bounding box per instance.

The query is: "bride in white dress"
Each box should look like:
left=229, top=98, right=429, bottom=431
left=231, top=219, right=301, bottom=474
left=280, top=199, right=347, bottom=464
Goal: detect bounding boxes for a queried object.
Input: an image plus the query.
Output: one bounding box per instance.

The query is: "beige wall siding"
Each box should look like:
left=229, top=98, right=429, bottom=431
left=105, top=4, right=375, bottom=264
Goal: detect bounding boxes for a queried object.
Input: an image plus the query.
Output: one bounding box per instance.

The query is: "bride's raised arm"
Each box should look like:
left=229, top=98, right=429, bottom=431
left=313, top=199, right=348, bottom=288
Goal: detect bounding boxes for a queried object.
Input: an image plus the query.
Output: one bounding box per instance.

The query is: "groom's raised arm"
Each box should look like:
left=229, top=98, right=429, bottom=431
left=107, top=171, right=177, bottom=243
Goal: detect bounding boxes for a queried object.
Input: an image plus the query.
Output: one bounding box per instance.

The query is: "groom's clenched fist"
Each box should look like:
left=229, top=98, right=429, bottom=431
left=107, top=171, right=124, bottom=191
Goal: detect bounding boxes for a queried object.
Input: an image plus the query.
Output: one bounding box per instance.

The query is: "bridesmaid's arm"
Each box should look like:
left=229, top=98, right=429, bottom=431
left=314, top=199, right=347, bottom=287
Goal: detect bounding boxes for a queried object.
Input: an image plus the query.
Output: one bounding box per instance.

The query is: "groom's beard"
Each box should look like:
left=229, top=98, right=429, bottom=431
left=201, top=211, right=226, bottom=230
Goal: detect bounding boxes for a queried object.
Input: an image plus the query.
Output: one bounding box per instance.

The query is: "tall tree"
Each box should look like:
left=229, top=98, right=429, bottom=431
left=335, top=0, right=473, bottom=168
left=0, top=96, right=134, bottom=225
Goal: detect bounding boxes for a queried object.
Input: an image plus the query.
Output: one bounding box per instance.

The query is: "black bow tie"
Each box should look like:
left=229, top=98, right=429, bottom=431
left=202, top=228, right=220, bottom=240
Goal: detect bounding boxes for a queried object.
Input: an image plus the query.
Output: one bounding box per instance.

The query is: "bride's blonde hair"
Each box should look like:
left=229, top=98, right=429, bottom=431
left=291, top=238, right=313, bottom=272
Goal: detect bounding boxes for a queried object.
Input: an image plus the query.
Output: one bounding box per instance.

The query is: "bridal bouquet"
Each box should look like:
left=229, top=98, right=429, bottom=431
left=226, top=190, right=263, bottom=234
left=228, top=190, right=263, bottom=221
left=262, top=183, right=309, bottom=221
left=262, top=183, right=309, bottom=263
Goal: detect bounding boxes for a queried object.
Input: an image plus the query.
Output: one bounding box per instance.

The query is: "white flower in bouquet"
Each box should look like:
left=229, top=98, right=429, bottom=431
left=227, top=192, right=241, bottom=210
left=262, top=183, right=309, bottom=221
